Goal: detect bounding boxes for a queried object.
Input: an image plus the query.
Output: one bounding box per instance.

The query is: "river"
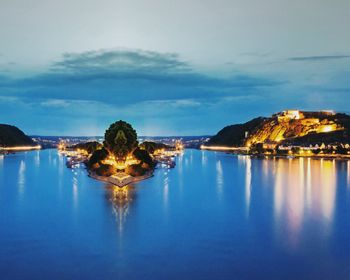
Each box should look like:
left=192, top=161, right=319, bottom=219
left=1, top=149, right=350, bottom=279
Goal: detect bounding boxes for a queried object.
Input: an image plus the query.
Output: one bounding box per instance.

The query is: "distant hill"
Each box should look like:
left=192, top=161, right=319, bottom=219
left=207, top=111, right=350, bottom=147
left=0, top=124, right=36, bottom=147
left=207, top=117, right=266, bottom=146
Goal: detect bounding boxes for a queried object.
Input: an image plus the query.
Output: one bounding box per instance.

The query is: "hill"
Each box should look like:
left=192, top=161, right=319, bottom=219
left=0, top=124, right=36, bottom=147
left=206, top=117, right=266, bottom=146
left=206, top=111, right=350, bottom=147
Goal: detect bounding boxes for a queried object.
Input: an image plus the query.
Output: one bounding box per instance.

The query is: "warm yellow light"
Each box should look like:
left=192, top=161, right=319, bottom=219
left=321, top=125, right=335, bottom=133
left=201, top=145, right=248, bottom=151
left=0, top=145, right=41, bottom=151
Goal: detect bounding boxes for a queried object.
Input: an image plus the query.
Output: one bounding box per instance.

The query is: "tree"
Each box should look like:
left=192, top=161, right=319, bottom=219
left=104, top=120, right=138, bottom=161
left=88, top=147, right=109, bottom=168
left=125, top=164, right=147, bottom=177
left=96, top=164, right=116, bottom=177
left=133, top=147, right=154, bottom=168
left=140, top=141, right=169, bottom=154
left=73, top=141, right=102, bottom=154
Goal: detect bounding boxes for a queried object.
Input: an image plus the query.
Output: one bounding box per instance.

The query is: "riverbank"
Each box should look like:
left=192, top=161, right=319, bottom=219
left=0, top=145, right=41, bottom=153
left=200, top=147, right=350, bottom=160
left=251, top=153, right=350, bottom=161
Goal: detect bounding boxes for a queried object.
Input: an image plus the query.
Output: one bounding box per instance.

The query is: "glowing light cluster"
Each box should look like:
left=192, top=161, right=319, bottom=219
left=0, top=145, right=41, bottom=151
left=201, top=145, right=248, bottom=151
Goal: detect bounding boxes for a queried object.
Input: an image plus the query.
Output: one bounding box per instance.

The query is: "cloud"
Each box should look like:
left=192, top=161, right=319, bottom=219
left=289, top=55, right=350, bottom=62
left=0, top=48, right=282, bottom=107
left=52, top=49, right=189, bottom=73
left=7, top=48, right=350, bottom=135
left=40, top=99, right=70, bottom=108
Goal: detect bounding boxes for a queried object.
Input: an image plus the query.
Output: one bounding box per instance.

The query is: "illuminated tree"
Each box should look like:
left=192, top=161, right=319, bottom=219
left=104, top=120, right=138, bottom=162
left=88, top=147, right=109, bottom=168
left=133, top=147, right=154, bottom=167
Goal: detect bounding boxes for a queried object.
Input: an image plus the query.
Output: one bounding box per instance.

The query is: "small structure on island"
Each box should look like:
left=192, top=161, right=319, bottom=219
left=61, top=120, right=180, bottom=186
left=87, top=120, right=156, bottom=187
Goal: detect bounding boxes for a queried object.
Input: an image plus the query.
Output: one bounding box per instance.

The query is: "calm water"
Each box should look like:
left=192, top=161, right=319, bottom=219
left=1, top=149, right=350, bottom=280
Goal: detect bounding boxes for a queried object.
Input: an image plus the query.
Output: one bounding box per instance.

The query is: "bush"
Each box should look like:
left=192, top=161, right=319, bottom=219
left=88, top=147, right=109, bottom=167
left=95, top=164, right=116, bottom=177
left=125, top=164, right=147, bottom=177
left=73, top=141, right=102, bottom=154
left=133, top=147, right=154, bottom=168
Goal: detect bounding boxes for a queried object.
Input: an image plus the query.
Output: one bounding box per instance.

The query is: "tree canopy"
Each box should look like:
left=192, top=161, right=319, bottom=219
left=104, top=120, right=138, bottom=161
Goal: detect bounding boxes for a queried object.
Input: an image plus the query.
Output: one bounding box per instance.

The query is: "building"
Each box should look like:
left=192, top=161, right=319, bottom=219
left=277, top=110, right=304, bottom=122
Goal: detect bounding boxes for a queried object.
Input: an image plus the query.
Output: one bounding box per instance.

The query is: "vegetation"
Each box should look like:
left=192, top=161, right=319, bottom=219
left=104, top=120, right=138, bottom=161
left=85, top=120, right=156, bottom=177
left=140, top=141, right=169, bottom=154
left=88, top=147, right=109, bottom=168
left=133, top=147, right=155, bottom=168
left=207, top=117, right=266, bottom=147
left=95, top=164, right=116, bottom=177
left=125, top=164, right=147, bottom=177
left=207, top=112, right=350, bottom=148
left=72, top=141, right=102, bottom=154
left=0, top=124, right=36, bottom=147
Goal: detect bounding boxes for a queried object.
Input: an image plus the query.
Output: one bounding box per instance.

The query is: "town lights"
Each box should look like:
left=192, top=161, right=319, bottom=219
left=0, top=145, right=41, bottom=151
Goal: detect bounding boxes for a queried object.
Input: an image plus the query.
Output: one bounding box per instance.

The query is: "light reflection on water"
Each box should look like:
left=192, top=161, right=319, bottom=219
left=348, top=161, right=350, bottom=186
left=107, top=185, right=135, bottom=234
left=258, top=157, right=338, bottom=247
left=1, top=149, right=350, bottom=280
left=216, top=159, right=223, bottom=197
left=18, top=160, right=26, bottom=198
left=238, top=154, right=341, bottom=250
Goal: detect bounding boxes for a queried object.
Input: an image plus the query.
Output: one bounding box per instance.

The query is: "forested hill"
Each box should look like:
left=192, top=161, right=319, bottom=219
left=206, top=111, right=350, bottom=147
left=207, top=117, right=266, bottom=146
left=0, top=124, right=35, bottom=147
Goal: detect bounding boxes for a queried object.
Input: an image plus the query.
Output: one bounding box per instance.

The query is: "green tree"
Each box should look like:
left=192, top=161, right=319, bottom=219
left=88, top=147, right=109, bottom=168
left=133, top=147, right=154, bottom=168
left=104, top=120, right=138, bottom=161
left=96, top=164, right=116, bottom=177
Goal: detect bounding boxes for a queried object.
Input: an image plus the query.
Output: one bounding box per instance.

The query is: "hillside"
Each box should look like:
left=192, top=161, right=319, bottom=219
left=0, top=124, right=36, bottom=147
left=207, top=111, right=350, bottom=147
left=207, top=117, right=266, bottom=146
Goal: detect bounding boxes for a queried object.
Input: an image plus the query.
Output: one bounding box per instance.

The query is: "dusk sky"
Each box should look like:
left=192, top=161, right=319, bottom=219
left=1, top=0, right=349, bottom=136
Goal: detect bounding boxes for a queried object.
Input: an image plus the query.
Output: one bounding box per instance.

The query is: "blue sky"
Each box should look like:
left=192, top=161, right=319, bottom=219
left=0, top=0, right=349, bottom=136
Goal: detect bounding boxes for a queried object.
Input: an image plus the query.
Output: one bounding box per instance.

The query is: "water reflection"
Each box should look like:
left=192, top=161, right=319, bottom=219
left=72, top=175, right=79, bottom=209
left=163, top=173, right=169, bottom=209
left=245, top=156, right=252, bottom=216
left=18, top=160, right=26, bottom=197
left=2, top=149, right=350, bottom=279
left=0, top=155, right=3, bottom=168
left=34, top=150, right=40, bottom=167
left=201, top=150, right=207, bottom=167
left=216, top=159, right=223, bottom=197
left=106, top=185, right=135, bottom=233
left=269, top=157, right=337, bottom=248
left=348, top=161, right=350, bottom=186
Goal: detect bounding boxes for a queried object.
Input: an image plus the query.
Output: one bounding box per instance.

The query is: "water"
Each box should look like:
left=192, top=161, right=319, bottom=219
left=1, top=149, right=350, bottom=280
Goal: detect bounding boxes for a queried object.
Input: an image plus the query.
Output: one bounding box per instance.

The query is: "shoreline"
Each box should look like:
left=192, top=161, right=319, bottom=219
left=200, top=148, right=350, bottom=160
left=0, top=145, right=41, bottom=153
left=89, top=171, right=154, bottom=187
left=250, top=154, right=350, bottom=161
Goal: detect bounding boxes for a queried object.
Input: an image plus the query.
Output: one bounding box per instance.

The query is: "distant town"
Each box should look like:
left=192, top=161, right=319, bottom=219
left=202, top=110, right=350, bottom=158
left=31, top=135, right=210, bottom=150
left=2, top=109, right=350, bottom=159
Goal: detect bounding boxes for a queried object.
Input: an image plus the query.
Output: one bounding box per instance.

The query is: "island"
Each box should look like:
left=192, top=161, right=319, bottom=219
left=202, top=110, right=350, bottom=158
left=0, top=124, right=40, bottom=152
left=59, top=120, right=183, bottom=187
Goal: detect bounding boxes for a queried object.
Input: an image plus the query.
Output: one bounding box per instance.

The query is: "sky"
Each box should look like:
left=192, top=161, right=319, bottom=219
left=0, top=0, right=349, bottom=136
